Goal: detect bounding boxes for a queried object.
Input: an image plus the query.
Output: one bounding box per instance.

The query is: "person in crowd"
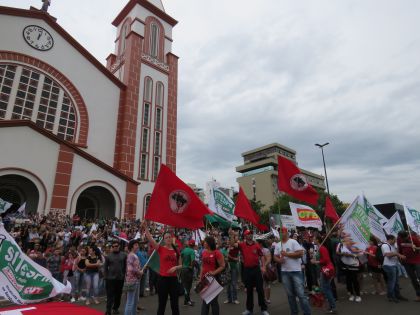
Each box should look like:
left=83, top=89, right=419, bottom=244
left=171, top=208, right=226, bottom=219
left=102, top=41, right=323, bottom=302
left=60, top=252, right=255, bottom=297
left=225, top=233, right=240, bottom=305
left=137, top=243, right=149, bottom=299
left=398, top=230, right=420, bottom=302
left=47, top=247, right=62, bottom=282
left=336, top=238, right=362, bottom=302
left=231, top=229, right=269, bottom=315
left=85, top=246, right=102, bottom=305
left=124, top=239, right=143, bottom=315
left=181, top=239, right=196, bottom=306
left=258, top=239, right=273, bottom=305
left=142, top=221, right=182, bottom=315
left=104, top=240, right=127, bottom=315
left=311, top=236, right=337, bottom=314
left=199, top=236, right=225, bottom=315
left=382, top=234, right=408, bottom=303
left=365, top=236, right=386, bottom=295
left=72, top=247, right=87, bottom=302
left=274, top=227, right=311, bottom=315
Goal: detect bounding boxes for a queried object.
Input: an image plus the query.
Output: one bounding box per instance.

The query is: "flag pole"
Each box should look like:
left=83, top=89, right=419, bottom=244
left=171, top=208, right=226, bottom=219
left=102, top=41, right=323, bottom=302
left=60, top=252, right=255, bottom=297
left=141, top=227, right=165, bottom=272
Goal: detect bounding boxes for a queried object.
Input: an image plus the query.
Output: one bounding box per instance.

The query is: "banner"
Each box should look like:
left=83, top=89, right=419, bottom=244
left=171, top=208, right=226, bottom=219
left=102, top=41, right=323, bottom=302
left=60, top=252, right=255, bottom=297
left=0, top=302, right=104, bottom=315
left=383, top=211, right=404, bottom=237
left=289, top=202, right=323, bottom=230
left=363, top=195, right=387, bottom=242
left=0, top=224, right=71, bottom=305
left=339, top=196, right=371, bottom=252
left=207, top=187, right=236, bottom=222
left=280, top=215, right=297, bottom=230
left=403, top=203, right=420, bottom=234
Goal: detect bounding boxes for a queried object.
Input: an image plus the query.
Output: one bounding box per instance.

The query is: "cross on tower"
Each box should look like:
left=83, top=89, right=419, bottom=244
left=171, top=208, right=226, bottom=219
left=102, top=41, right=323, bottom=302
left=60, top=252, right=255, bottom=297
left=41, top=0, right=51, bottom=12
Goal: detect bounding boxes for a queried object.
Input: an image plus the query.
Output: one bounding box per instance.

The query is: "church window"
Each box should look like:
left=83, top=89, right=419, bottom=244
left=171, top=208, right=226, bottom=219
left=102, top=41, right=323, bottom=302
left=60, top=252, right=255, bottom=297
left=150, top=23, right=159, bottom=58
left=144, top=77, right=153, bottom=102
left=153, top=156, right=160, bottom=180
left=141, top=128, right=149, bottom=153
left=140, top=154, right=148, bottom=180
left=154, top=131, right=161, bottom=155
left=155, top=107, right=162, bottom=130
left=143, top=103, right=150, bottom=126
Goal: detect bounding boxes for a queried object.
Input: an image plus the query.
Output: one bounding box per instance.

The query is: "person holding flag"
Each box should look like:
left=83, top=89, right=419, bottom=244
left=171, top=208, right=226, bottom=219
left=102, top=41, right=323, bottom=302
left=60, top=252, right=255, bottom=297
left=142, top=220, right=182, bottom=315
left=230, top=229, right=269, bottom=315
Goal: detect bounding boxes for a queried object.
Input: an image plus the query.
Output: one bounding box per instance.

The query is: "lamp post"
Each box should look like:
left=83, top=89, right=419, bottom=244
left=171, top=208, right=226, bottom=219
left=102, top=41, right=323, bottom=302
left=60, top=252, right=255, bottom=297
left=315, top=142, right=330, bottom=195
left=251, top=177, right=256, bottom=201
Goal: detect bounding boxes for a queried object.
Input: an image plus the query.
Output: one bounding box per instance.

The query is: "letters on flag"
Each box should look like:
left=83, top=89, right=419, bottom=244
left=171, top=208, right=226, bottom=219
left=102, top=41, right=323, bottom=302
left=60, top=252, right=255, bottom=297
left=403, top=203, right=420, bottom=234
left=289, top=202, right=323, bottom=230
left=363, top=195, right=386, bottom=242
left=0, top=224, right=71, bottom=305
left=145, top=164, right=213, bottom=229
left=207, top=186, right=236, bottom=222
left=383, top=212, right=404, bottom=237
left=277, top=156, right=319, bottom=205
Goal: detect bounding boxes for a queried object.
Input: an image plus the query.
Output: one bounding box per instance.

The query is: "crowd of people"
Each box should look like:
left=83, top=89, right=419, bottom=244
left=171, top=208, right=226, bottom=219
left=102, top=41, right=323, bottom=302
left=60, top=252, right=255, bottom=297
left=1, top=211, right=420, bottom=315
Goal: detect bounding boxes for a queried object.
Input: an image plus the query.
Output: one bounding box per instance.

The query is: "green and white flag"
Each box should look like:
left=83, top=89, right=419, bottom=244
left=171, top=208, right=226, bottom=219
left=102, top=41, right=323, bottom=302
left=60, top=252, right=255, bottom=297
left=0, top=224, right=71, bottom=305
left=383, top=211, right=404, bottom=237
left=363, top=195, right=387, bottom=242
left=0, top=198, right=13, bottom=214
left=403, top=203, right=420, bottom=234
left=340, top=196, right=371, bottom=251
left=207, top=187, right=236, bottom=222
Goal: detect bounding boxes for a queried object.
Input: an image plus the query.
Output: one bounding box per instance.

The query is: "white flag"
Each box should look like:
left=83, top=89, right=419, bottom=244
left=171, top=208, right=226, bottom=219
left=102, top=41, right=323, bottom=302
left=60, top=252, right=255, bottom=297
left=0, top=198, right=12, bottom=214
left=403, top=203, right=420, bottom=234
left=112, top=221, right=117, bottom=233
left=192, top=229, right=207, bottom=245
left=134, top=231, right=141, bottom=240
left=363, top=195, right=386, bottom=242
left=289, top=202, right=323, bottom=230
left=0, top=224, right=71, bottom=305
left=17, top=202, right=26, bottom=214
left=383, top=212, right=404, bottom=237
left=207, top=187, right=236, bottom=222
left=89, top=223, right=98, bottom=234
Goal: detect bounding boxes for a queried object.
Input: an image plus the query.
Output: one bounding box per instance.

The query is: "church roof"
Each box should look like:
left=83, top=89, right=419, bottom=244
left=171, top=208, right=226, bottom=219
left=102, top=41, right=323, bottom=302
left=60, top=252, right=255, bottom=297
left=0, top=6, right=126, bottom=90
left=112, top=0, right=177, bottom=27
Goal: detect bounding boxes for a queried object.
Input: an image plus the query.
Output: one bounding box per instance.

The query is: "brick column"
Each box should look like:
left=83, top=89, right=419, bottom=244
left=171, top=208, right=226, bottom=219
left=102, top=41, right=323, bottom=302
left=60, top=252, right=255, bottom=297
left=166, top=53, right=178, bottom=173
left=124, top=181, right=138, bottom=219
left=113, top=32, right=143, bottom=177
left=50, top=144, right=74, bottom=213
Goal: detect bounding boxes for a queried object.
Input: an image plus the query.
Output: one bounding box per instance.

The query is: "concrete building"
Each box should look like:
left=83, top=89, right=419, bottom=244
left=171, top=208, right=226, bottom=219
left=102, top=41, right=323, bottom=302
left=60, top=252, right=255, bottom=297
left=236, top=143, right=325, bottom=210
left=0, top=0, right=178, bottom=219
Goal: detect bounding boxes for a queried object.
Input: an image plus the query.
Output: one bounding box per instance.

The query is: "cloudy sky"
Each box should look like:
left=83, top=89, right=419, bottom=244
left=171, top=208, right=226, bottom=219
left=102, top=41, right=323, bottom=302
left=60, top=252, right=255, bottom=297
left=3, top=0, right=420, bottom=207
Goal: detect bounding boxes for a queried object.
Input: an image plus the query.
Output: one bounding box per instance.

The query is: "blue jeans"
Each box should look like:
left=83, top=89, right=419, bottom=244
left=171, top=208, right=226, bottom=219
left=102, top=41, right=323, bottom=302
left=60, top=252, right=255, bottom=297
left=73, top=270, right=85, bottom=297
left=320, top=274, right=336, bottom=310
left=125, top=282, right=140, bottom=315
left=282, top=271, right=311, bottom=315
left=383, top=265, right=400, bottom=299
left=227, top=265, right=238, bottom=302
left=85, top=271, right=99, bottom=299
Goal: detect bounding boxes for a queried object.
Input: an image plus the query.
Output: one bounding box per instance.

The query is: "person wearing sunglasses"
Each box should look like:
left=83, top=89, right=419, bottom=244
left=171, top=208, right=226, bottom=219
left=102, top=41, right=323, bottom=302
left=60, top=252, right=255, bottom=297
left=104, top=241, right=127, bottom=315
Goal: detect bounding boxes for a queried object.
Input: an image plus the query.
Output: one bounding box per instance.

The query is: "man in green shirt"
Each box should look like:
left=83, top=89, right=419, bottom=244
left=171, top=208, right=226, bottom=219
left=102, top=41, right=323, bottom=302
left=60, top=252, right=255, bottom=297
left=181, top=239, right=196, bottom=306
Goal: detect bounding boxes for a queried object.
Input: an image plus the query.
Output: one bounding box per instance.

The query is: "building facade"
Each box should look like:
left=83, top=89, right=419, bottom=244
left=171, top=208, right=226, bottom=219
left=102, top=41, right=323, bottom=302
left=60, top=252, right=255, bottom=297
left=0, top=0, right=178, bottom=219
left=236, top=143, right=325, bottom=210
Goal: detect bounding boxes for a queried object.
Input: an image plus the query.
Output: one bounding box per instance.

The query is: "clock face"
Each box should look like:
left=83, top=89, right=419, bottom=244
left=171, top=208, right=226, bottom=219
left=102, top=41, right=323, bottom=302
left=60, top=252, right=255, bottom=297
left=23, top=25, right=54, bottom=51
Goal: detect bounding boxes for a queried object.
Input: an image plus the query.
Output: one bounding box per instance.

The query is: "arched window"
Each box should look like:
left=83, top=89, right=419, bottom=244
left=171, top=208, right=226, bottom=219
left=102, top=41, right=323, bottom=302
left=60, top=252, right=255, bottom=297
left=143, top=194, right=151, bottom=215
left=150, top=23, right=159, bottom=58
left=119, top=19, right=131, bottom=55
left=0, top=64, right=78, bottom=142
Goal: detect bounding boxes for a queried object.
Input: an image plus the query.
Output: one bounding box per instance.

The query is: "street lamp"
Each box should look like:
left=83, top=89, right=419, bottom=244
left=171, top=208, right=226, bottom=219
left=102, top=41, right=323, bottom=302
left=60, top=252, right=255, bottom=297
left=251, top=177, right=256, bottom=201
left=315, top=142, right=330, bottom=195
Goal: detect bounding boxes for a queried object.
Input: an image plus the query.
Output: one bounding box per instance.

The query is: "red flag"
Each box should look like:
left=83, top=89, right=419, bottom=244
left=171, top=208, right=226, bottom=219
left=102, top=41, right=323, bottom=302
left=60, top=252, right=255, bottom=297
left=325, top=196, right=340, bottom=223
left=277, top=156, right=319, bottom=205
left=145, top=164, right=213, bottom=229
left=234, top=188, right=268, bottom=231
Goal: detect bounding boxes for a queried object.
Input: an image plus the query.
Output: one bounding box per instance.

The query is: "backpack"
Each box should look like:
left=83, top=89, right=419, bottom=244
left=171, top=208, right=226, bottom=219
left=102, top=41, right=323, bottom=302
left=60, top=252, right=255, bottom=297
left=376, top=243, right=391, bottom=266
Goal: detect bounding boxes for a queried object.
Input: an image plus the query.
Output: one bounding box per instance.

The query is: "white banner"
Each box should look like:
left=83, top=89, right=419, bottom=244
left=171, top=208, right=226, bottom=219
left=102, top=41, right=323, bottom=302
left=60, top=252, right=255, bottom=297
left=289, top=202, right=323, bottom=230
left=207, top=186, right=236, bottom=222
left=0, top=224, right=71, bottom=305
left=280, top=215, right=297, bottom=230
left=403, top=203, right=420, bottom=234
left=363, top=195, right=387, bottom=242
left=383, top=211, right=404, bottom=237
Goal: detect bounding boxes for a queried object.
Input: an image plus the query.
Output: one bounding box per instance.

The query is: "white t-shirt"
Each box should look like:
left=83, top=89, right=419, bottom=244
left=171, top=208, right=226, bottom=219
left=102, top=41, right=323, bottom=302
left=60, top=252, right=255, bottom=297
left=381, top=243, right=398, bottom=266
left=274, top=239, right=303, bottom=272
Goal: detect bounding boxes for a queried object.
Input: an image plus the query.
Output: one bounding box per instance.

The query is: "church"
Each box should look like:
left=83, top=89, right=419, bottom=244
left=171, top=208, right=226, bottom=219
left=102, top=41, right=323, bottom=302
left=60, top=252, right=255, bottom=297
left=0, top=0, right=178, bottom=219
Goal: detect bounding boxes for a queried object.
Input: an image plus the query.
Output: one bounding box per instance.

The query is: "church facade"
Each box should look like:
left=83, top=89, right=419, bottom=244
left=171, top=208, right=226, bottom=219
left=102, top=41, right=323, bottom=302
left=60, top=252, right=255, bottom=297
left=0, top=0, right=178, bottom=219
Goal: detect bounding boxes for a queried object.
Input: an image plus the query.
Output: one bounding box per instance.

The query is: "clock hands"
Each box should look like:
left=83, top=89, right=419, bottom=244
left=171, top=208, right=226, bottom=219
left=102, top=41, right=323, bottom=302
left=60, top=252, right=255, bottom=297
left=37, top=30, right=43, bottom=40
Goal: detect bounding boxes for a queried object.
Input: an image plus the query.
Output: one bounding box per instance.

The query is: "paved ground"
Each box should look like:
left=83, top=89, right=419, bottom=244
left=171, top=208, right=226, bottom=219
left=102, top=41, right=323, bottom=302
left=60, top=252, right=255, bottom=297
left=81, top=277, right=419, bottom=315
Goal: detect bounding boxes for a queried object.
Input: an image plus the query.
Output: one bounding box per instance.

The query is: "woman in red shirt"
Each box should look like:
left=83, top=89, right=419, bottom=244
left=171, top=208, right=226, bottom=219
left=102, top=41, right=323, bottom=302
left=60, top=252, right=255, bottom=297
left=364, top=236, right=386, bottom=295
left=143, top=221, right=182, bottom=315
left=199, top=236, right=225, bottom=315
left=312, top=236, right=336, bottom=314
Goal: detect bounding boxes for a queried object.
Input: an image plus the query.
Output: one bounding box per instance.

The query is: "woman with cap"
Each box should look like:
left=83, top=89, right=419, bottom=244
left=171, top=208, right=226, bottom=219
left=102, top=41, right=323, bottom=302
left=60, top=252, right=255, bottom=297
left=124, top=239, right=143, bottom=315
left=142, top=220, right=182, bottom=315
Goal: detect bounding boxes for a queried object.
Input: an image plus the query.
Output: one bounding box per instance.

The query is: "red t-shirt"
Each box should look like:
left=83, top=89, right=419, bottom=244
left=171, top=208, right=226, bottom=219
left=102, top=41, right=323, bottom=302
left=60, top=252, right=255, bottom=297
left=238, top=241, right=263, bottom=268
left=366, top=245, right=379, bottom=267
left=398, top=236, right=420, bottom=264
left=201, top=249, right=223, bottom=279
left=318, top=245, right=333, bottom=267
left=157, top=246, right=178, bottom=277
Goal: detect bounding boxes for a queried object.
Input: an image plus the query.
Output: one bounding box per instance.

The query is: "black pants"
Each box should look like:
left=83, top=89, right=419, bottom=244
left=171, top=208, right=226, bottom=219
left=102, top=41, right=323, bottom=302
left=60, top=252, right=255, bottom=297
left=180, top=267, right=193, bottom=303
left=105, top=279, right=124, bottom=313
left=201, top=294, right=219, bottom=315
left=404, top=263, right=420, bottom=297
left=345, top=269, right=360, bottom=296
left=243, top=266, right=267, bottom=312
left=149, top=269, right=158, bottom=294
left=139, top=269, right=147, bottom=297
left=157, top=276, right=180, bottom=315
